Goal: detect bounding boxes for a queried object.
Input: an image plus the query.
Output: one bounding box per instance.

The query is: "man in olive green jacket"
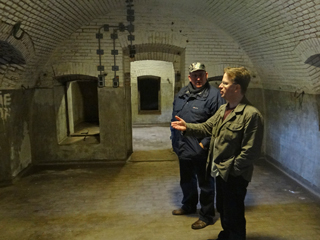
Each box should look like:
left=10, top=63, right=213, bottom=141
left=171, top=67, right=263, bottom=240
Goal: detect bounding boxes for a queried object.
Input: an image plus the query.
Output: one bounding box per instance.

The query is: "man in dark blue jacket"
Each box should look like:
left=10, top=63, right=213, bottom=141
left=171, top=62, right=225, bottom=229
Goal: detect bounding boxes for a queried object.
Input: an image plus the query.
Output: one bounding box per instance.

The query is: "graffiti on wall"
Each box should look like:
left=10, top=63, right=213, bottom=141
left=0, top=91, right=11, bottom=121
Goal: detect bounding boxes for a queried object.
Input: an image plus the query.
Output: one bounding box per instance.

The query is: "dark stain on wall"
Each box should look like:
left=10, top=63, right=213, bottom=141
left=0, top=40, right=26, bottom=65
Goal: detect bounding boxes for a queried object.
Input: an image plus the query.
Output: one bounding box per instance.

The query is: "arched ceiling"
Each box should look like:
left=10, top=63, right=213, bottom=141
left=1, top=0, right=320, bottom=93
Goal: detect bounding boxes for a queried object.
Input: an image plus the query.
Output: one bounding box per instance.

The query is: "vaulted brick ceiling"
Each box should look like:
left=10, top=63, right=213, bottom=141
left=0, top=0, right=319, bottom=93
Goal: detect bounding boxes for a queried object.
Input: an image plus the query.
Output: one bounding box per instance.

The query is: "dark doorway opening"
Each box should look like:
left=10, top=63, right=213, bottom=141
left=138, top=76, right=161, bottom=114
left=66, top=80, right=99, bottom=137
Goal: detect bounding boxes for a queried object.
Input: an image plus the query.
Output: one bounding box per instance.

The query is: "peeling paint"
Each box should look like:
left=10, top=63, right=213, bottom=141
left=11, top=122, right=32, bottom=177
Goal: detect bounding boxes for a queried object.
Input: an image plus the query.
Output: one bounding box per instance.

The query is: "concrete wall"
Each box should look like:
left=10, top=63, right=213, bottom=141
left=0, top=90, right=33, bottom=185
left=264, top=90, right=320, bottom=194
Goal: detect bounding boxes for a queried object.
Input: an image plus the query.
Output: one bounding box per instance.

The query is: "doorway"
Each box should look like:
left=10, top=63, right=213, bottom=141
left=138, top=76, right=161, bottom=114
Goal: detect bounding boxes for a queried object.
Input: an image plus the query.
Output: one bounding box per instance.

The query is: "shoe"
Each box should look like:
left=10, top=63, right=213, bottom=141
left=191, top=219, right=208, bottom=229
left=172, top=208, right=195, bottom=215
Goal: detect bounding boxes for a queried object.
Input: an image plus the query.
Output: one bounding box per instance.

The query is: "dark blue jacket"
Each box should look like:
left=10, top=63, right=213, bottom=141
left=171, top=83, right=225, bottom=160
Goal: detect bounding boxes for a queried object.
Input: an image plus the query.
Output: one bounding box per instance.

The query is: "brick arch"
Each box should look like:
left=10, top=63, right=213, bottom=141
left=118, top=31, right=188, bottom=49
left=0, top=22, right=37, bottom=88
left=294, top=38, right=320, bottom=63
left=0, top=40, right=26, bottom=65
left=123, top=43, right=185, bottom=62
left=118, top=31, right=186, bottom=63
left=54, top=74, right=98, bottom=85
left=294, top=38, right=320, bottom=93
left=0, top=21, right=35, bottom=65
left=51, top=62, right=99, bottom=80
left=118, top=32, right=186, bottom=85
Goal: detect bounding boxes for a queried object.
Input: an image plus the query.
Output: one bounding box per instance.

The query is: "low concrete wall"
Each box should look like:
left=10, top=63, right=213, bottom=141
left=30, top=87, right=131, bottom=163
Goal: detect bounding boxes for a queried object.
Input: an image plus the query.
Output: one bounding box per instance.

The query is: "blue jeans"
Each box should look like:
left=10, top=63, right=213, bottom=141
left=179, top=158, right=215, bottom=224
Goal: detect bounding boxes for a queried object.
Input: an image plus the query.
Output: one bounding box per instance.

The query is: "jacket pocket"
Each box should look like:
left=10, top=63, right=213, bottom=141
left=224, top=123, right=244, bottom=141
left=216, top=156, right=235, bottom=181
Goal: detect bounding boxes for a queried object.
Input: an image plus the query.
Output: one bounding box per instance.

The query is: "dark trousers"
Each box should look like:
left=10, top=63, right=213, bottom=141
left=179, top=158, right=215, bottom=224
left=216, top=175, right=249, bottom=240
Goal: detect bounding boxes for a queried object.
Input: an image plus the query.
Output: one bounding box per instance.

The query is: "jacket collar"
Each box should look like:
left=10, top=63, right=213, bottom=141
left=219, top=96, right=250, bottom=121
left=179, top=85, right=210, bottom=99
left=234, top=96, right=250, bottom=113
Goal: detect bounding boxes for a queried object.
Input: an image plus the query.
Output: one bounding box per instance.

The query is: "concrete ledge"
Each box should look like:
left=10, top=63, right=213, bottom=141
left=132, top=122, right=170, bottom=127
left=7, top=160, right=127, bottom=184
left=0, top=180, right=13, bottom=188
left=33, top=160, right=126, bottom=169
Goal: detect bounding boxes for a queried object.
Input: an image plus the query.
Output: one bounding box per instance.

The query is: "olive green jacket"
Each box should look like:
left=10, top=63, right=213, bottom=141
left=185, top=97, right=264, bottom=182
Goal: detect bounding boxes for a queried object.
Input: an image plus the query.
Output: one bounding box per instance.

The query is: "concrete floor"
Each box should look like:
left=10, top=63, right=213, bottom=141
left=0, top=125, right=320, bottom=240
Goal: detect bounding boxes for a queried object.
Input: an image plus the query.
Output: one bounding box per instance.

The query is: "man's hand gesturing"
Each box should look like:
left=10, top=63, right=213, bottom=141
left=171, top=116, right=187, bottom=131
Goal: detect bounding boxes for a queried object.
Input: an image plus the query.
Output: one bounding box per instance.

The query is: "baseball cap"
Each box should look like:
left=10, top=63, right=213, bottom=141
left=189, top=62, right=206, bottom=73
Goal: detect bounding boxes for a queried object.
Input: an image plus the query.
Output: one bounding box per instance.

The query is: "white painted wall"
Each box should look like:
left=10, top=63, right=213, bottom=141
left=131, top=60, right=175, bottom=125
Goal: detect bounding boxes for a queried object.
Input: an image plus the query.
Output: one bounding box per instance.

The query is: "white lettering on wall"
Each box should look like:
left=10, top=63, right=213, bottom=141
left=0, top=91, right=11, bottom=121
